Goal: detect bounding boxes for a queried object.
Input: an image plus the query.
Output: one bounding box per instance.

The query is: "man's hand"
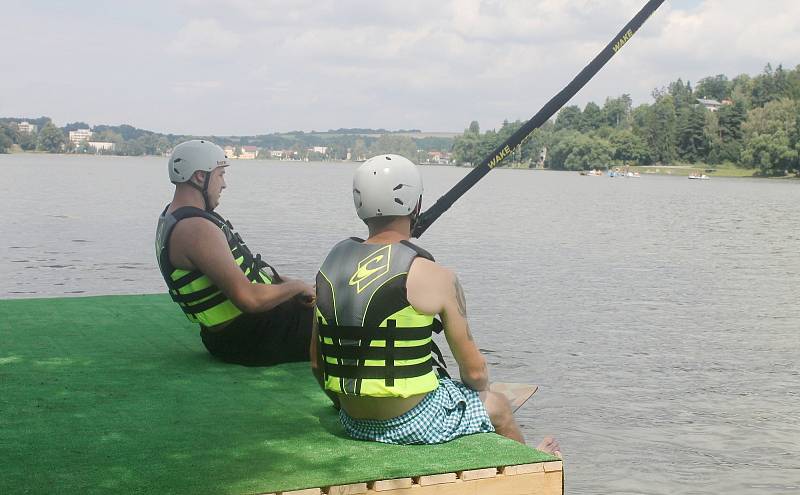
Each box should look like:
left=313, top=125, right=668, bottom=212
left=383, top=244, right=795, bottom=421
left=281, top=277, right=316, bottom=308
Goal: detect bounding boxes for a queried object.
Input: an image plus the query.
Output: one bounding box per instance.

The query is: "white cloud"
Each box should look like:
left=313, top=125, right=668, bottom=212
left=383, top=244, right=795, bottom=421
left=168, top=18, right=242, bottom=57
left=3, top=0, right=799, bottom=134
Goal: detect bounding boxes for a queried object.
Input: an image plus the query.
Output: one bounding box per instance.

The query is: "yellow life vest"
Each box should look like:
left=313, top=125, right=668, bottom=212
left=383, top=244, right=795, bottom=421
left=315, top=238, right=444, bottom=398
left=155, top=206, right=275, bottom=327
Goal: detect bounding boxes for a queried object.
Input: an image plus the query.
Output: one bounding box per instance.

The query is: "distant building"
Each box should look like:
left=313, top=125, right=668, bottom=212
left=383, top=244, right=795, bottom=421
left=223, top=146, right=236, bottom=158
left=88, top=141, right=115, bottom=152
left=69, top=129, right=93, bottom=145
left=16, top=121, right=38, bottom=134
left=696, top=98, right=722, bottom=112
left=312, top=146, right=328, bottom=155
left=426, top=151, right=452, bottom=164
left=238, top=146, right=258, bottom=160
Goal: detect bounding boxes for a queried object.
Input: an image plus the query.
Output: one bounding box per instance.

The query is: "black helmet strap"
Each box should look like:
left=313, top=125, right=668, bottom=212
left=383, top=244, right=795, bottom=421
left=187, top=170, right=214, bottom=212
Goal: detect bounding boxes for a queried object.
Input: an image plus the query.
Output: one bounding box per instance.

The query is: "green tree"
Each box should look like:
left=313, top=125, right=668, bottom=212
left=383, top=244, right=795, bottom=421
left=17, top=130, right=37, bottom=151
left=0, top=124, right=15, bottom=153
left=741, top=98, right=799, bottom=175
left=668, top=78, right=695, bottom=109
left=548, top=131, right=612, bottom=170
left=554, top=105, right=582, bottom=131
left=643, top=96, right=677, bottom=163
left=369, top=135, right=417, bottom=162
left=453, top=124, right=483, bottom=166
left=37, top=122, right=66, bottom=153
left=351, top=139, right=369, bottom=161
left=63, top=122, right=91, bottom=133
left=677, top=105, right=709, bottom=162
left=741, top=131, right=797, bottom=176
left=609, top=129, right=649, bottom=165
left=695, top=74, right=731, bottom=100
left=603, top=94, right=632, bottom=128
left=581, top=102, right=604, bottom=131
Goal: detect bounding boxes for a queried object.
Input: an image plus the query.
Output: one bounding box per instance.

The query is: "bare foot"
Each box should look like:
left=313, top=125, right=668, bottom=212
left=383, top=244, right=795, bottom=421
left=536, top=436, right=561, bottom=457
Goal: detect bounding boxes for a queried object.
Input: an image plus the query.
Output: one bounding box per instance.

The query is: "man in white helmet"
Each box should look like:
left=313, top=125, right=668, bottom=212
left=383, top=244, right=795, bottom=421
left=311, top=154, right=559, bottom=452
left=155, top=140, right=316, bottom=366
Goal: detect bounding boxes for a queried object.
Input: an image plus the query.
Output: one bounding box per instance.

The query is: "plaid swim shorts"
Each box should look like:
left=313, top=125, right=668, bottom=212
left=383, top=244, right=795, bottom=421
left=339, top=377, right=495, bottom=445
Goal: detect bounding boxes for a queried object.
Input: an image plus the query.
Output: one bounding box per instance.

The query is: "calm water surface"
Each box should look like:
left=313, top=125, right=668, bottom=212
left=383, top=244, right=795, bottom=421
left=1, top=154, right=798, bottom=494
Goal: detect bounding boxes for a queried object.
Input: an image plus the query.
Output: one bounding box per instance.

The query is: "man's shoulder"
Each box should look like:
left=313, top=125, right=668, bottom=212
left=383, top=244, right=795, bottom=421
left=409, top=257, right=453, bottom=284
left=171, top=215, right=226, bottom=246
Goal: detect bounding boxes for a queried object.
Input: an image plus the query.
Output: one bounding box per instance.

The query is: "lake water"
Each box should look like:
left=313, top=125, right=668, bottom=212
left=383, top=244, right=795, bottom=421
left=1, top=153, right=798, bottom=494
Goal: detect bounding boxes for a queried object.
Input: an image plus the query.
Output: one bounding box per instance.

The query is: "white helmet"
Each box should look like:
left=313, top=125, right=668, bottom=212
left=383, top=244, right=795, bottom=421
left=353, top=154, right=422, bottom=220
left=168, top=140, right=228, bottom=184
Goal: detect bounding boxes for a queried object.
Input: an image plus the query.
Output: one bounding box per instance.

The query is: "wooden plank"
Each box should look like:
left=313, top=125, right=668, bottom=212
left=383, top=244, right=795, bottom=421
left=489, top=383, right=538, bottom=412
left=543, top=461, right=563, bottom=472
left=279, top=489, right=321, bottom=495
left=415, top=472, right=458, bottom=486
left=500, top=462, right=545, bottom=476
left=357, top=471, right=561, bottom=494
left=371, top=478, right=413, bottom=491
left=327, top=482, right=369, bottom=494
left=458, top=467, right=497, bottom=481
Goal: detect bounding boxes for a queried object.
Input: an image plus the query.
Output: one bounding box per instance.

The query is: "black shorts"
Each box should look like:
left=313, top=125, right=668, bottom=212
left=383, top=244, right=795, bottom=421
left=200, top=300, right=313, bottom=366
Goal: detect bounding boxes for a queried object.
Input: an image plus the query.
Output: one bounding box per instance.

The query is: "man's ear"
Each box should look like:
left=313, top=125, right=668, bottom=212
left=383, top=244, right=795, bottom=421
left=191, top=170, right=207, bottom=185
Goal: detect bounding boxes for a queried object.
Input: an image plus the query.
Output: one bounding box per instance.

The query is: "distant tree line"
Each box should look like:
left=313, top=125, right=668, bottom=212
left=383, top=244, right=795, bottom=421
left=0, top=118, right=453, bottom=163
left=452, top=64, right=800, bottom=177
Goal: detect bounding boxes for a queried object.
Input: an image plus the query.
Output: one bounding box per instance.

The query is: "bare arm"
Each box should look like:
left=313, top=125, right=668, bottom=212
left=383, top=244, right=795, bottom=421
left=407, top=260, right=488, bottom=391
left=171, top=218, right=314, bottom=313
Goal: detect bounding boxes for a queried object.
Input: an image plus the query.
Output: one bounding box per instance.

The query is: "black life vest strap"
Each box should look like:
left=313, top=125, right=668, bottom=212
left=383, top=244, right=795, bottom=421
left=318, top=322, right=435, bottom=341
left=320, top=319, right=441, bottom=386
left=320, top=341, right=432, bottom=361
left=323, top=358, right=434, bottom=380
left=177, top=291, right=229, bottom=316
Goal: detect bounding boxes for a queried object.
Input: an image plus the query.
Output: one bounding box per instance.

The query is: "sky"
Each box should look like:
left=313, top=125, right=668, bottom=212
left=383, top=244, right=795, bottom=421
left=1, top=0, right=798, bottom=135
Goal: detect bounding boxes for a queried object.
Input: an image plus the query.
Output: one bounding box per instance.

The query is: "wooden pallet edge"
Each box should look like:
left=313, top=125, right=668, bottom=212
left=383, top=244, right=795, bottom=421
left=278, top=488, right=322, bottom=495
left=415, top=472, right=458, bottom=486
left=543, top=460, right=563, bottom=472
left=326, top=482, right=369, bottom=494
left=458, top=467, right=498, bottom=481
left=500, top=462, right=546, bottom=475
left=273, top=461, right=561, bottom=495
left=370, top=477, right=413, bottom=491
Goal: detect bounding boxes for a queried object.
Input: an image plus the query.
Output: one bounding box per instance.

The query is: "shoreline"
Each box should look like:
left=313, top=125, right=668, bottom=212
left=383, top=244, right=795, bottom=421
left=3, top=150, right=798, bottom=179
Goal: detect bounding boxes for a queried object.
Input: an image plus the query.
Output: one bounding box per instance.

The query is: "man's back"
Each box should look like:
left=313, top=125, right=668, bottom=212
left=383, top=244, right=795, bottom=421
left=335, top=254, right=448, bottom=420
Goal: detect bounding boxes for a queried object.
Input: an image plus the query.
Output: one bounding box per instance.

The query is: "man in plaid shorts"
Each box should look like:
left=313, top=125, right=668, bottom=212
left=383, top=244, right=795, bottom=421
left=311, top=154, right=559, bottom=453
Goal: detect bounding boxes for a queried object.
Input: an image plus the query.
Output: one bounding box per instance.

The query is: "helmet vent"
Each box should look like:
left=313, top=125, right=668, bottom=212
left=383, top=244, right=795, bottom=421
left=393, top=184, right=403, bottom=191
left=173, top=158, right=182, bottom=163
left=394, top=198, right=404, bottom=205
left=385, top=156, right=392, bottom=160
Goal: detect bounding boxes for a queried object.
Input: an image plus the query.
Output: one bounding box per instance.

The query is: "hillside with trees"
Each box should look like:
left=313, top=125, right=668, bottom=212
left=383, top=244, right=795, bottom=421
left=0, top=118, right=453, bottom=163
left=452, top=64, right=800, bottom=177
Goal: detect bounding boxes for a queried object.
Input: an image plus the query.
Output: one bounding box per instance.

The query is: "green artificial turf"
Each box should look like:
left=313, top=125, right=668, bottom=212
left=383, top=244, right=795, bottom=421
left=0, top=294, right=557, bottom=494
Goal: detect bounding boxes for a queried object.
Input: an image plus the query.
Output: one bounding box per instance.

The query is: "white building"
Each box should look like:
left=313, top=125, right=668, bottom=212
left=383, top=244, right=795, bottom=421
left=88, top=141, right=115, bottom=152
left=696, top=98, right=722, bottom=112
left=69, top=129, right=93, bottom=145
left=16, top=121, right=38, bottom=134
left=238, top=146, right=258, bottom=160
left=312, top=146, right=328, bottom=155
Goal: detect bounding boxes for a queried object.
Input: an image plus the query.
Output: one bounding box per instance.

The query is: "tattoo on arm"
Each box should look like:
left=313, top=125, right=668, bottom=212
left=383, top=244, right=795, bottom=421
left=454, top=277, right=467, bottom=317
